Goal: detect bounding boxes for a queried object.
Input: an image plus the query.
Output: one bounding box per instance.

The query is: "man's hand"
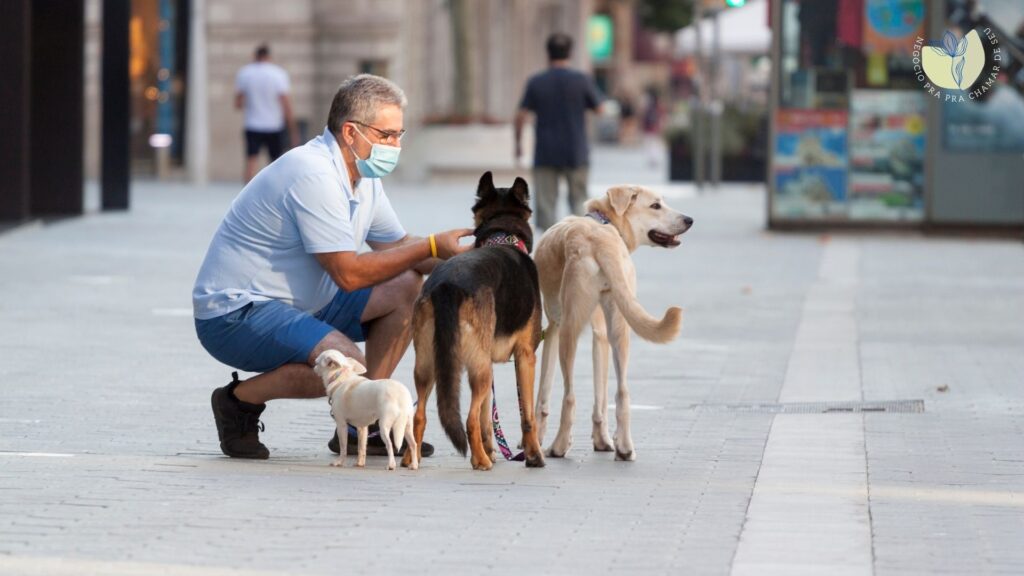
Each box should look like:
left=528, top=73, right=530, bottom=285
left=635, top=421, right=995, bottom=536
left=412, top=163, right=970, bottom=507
left=433, top=228, right=475, bottom=259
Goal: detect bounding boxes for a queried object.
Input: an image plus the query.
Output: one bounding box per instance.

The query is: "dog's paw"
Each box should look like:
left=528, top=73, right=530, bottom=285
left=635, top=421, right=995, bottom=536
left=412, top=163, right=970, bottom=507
left=330, top=458, right=346, bottom=467
left=545, top=446, right=567, bottom=458
left=471, top=454, right=493, bottom=471
left=525, top=452, right=546, bottom=468
left=593, top=434, right=615, bottom=452
left=547, top=436, right=572, bottom=458
left=386, top=462, right=396, bottom=471
left=614, top=433, right=634, bottom=461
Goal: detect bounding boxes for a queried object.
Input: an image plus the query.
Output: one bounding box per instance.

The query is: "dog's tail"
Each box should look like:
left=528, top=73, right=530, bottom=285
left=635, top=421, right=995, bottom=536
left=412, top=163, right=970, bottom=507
left=594, top=249, right=682, bottom=343
left=432, top=285, right=469, bottom=456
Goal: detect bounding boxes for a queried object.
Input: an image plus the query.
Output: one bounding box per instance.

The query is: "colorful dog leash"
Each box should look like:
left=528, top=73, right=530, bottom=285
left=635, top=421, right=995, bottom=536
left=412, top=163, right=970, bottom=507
left=491, top=380, right=526, bottom=462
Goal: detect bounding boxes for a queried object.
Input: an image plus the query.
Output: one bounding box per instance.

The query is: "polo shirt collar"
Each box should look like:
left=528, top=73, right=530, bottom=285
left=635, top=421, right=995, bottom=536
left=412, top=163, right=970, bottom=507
left=321, top=126, right=363, bottom=207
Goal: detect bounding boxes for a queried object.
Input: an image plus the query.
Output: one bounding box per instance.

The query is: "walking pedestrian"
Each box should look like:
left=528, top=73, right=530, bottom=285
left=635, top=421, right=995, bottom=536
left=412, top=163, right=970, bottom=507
left=514, top=33, right=604, bottom=231
left=235, top=44, right=300, bottom=183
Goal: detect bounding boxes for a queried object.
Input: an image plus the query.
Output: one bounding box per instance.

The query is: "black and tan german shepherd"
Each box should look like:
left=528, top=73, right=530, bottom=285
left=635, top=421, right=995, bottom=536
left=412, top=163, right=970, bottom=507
left=402, top=172, right=545, bottom=471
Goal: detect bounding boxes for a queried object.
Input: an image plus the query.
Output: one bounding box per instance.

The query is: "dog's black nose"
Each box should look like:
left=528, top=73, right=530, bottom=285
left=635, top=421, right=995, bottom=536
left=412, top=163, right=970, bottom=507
left=683, top=216, right=694, bottom=227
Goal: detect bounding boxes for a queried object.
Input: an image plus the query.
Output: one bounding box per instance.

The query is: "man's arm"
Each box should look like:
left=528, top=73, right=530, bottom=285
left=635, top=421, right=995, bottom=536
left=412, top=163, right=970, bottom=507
left=235, top=92, right=244, bottom=110
left=317, top=229, right=473, bottom=292
left=367, top=235, right=441, bottom=275
left=280, top=93, right=300, bottom=147
left=315, top=241, right=431, bottom=293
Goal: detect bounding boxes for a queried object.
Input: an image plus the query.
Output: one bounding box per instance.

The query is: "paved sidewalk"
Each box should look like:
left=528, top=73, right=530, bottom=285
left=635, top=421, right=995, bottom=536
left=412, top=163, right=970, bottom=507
left=1, top=144, right=1023, bottom=575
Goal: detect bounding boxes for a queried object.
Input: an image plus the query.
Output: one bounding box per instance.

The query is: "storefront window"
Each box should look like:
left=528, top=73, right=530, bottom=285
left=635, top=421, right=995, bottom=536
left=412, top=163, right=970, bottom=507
left=939, top=0, right=1024, bottom=154
left=129, top=0, right=188, bottom=175
left=773, top=0, right=927, bottom=222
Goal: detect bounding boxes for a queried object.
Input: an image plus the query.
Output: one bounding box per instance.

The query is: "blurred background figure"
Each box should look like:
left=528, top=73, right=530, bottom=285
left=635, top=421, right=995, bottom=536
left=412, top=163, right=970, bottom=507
left=641, top=86, right=665, bottom=168
left=615, top=87, right=639, bottom=145
left=235, top=44, right=299, bottom=183
left=514, top=33, right=604, bottom=231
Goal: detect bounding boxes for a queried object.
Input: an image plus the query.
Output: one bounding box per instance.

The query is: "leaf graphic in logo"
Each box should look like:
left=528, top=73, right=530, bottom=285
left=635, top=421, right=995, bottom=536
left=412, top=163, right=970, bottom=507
left=923, top=29, right=985, bottom=90
left=955, top=36, right=969, bottom=57
left=943, top=30, right=958, bottom=55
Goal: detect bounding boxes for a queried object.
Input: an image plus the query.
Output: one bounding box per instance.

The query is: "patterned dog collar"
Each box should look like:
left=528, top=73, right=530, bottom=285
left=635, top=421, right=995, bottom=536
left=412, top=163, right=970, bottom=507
left=483, top=233, right=528, bottom=254
left=586, top=210, right=611, bottom=225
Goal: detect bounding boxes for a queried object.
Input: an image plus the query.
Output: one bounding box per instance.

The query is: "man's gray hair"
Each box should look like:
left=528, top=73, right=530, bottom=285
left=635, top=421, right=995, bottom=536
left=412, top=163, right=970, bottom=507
left=326, top=74, right=407, bottom=134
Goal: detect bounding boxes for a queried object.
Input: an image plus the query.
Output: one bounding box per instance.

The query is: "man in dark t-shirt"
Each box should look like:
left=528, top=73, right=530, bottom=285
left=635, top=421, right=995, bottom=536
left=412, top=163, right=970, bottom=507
left=514, top=33, right=604, bottom=230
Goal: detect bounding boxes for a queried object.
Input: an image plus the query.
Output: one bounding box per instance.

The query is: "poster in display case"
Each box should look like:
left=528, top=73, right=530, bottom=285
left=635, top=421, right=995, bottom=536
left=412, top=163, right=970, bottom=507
left=848, top=90, right=926, bottom=220
left=773, top=109, right=849, bottom=219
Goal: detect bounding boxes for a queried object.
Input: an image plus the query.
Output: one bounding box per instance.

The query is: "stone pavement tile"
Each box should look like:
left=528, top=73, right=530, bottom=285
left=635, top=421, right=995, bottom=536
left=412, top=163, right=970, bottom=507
left=866, top=414, right=1024, bottom=576
left=4, top=171, right=1024, bottom=574
left=732, top=415, right=872, bottom=575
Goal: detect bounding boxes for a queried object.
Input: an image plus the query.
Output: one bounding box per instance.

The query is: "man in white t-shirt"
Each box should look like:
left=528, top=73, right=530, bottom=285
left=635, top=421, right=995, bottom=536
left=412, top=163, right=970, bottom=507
left=235, top=45, right=300, bottom=183
left=195, top=74, right=473, bottom=459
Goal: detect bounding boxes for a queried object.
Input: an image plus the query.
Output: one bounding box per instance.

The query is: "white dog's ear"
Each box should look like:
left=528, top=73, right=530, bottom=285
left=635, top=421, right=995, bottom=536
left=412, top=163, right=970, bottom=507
left=345, top=358, right=368, bottom=375
left=607, top=186, right=639, bottom=215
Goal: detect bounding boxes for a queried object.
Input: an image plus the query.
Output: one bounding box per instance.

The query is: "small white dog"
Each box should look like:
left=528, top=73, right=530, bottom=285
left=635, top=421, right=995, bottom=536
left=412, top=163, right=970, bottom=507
left=314, top=350, right=418, bottom=471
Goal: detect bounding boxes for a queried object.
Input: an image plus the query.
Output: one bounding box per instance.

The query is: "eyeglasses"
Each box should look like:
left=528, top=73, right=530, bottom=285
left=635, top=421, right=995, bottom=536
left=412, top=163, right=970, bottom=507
left=349, top=120, right=406, bottom=144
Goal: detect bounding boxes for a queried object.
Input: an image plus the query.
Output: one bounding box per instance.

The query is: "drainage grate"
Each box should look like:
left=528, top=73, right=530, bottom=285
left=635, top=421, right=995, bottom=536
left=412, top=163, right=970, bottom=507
left=691, top=399, right=925, bottom=414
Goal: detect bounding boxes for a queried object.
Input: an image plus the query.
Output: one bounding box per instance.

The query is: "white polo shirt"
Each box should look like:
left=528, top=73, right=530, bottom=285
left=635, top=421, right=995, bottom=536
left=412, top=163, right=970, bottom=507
left=235, top=61, right=291, bottom=132
left=192, top=127, right=406, bottom=320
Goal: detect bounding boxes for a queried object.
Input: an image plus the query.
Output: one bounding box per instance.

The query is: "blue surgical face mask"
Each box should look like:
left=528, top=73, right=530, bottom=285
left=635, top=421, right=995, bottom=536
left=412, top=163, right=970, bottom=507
left=350, top=126, right=400, bottom=178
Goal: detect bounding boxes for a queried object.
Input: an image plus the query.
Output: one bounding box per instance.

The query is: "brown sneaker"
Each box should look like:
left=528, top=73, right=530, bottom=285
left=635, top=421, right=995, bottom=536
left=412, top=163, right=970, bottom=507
left=211, top=372, right=270, bottom=459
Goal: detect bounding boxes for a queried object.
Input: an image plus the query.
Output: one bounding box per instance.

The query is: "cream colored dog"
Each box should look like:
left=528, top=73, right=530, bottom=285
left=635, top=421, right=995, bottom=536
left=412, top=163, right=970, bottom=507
left=314, top=350, right=418, bottom=471
left=534, top=185, right=692, bottom=461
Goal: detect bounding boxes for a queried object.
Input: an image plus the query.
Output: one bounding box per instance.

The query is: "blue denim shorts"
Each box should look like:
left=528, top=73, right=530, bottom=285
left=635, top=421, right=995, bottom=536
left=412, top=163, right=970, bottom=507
left=195, top=288, right=372, bottom=373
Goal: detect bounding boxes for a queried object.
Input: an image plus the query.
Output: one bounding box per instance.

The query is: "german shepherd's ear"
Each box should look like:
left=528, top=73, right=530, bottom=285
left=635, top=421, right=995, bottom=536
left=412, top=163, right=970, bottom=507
left=509, top=176, right=531, bottom=211
left=607, top=186, right=639, bottom=215
left=476, top=171, right=496, bottom=200
left=511, top=177, right=530, bottom=202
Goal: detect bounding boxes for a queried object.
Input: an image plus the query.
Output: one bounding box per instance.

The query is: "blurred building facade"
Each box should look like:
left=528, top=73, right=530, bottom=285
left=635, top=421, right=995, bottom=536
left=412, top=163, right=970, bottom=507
left=82, top=0, right=669, bottom=182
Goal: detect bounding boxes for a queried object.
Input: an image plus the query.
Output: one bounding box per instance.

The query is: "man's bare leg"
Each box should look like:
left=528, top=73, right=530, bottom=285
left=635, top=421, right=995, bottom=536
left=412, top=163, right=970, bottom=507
left=360, top=270, right=422, bottom=379
left=231, top=335, right=362, bottom=405
left=232, top=270, right=422, bottom=404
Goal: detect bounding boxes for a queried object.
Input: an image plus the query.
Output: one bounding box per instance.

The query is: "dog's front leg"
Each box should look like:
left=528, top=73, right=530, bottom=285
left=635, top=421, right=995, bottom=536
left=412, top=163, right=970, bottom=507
left=377, top=417, right=397, bottom=470
left=466, top=366, right=493, bottom=471
left=478, top=382, right=497, bottom=462
left=591, top=306, right=615, bottom=452
left=403, top=415, right=419, bottom=471
left=331, top=421, right=348, bottom=467
left=548, top=319, right=583, bottom=458
left=603, top=300, right=635, bottom=461
left=404, top=356, right=433, bottom=469
left=356, top=426, right=368, bottom=467
left=535, top=320, right=560, bottom=447
left=515, top=346, right=545, bottom=467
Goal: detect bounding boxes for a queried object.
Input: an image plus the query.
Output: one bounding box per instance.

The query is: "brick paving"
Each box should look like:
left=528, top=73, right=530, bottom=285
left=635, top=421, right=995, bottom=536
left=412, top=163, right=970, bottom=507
left=1, top=145, right=1022, bottom=575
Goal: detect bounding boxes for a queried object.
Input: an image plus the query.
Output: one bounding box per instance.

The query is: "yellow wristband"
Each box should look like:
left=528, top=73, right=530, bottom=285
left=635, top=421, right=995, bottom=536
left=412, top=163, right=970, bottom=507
left=429, top=234, right=438, bottom=259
